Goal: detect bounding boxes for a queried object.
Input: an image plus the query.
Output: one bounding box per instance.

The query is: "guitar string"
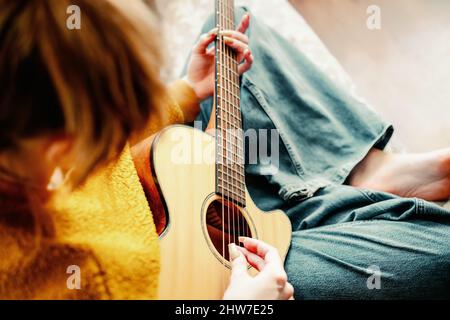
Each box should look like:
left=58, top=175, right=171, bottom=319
left=226, top=0, right=245, bottom=242
left=222, top=0, right=232, bottom=251
left=234, top=0, right=246, bottom=241
left=221, top=0, right=230, bottom=260
left=219, top=0, right=231, bottom=268
left=235, top=5, right=248, bottom=241
left=224, top=0, right=237, bottom=252
left=220, top=0, right=233, bottom=280
left=231, top=0, right=242, bottom=244
left=225, top=0, right=234, bottom=261
left=228, top=0, right=242, bottom=246
left=237, top=6, right=250, bottom=240
left=226, top=0, right=241, bottom=243
left=217, top=0, right=226, bottom=290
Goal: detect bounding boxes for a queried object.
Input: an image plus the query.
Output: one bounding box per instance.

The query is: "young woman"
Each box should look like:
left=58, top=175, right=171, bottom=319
left=0, top=0, right=293, bottom=299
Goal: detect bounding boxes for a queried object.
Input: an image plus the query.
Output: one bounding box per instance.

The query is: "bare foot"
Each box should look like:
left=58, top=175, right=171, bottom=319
left=348, top=148, right=450, bottom=201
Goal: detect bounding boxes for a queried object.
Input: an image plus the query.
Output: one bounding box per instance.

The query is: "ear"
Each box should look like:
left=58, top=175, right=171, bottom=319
left=44, top=135, right=75, bottom=170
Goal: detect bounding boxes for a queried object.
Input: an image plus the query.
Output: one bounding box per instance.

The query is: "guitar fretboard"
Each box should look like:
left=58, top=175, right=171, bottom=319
left=215, top=0, right=246, bottom=206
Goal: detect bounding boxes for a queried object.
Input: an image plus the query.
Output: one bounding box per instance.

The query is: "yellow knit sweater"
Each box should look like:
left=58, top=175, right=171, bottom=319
left=0, top=80, right=199, bottom=299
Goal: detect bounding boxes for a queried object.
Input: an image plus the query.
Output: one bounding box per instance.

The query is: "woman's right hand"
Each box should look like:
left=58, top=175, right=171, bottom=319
left=223, top=237, right=294, bottom=300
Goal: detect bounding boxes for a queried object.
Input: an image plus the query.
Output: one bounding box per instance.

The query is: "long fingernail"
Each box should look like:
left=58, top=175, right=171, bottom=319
left=228, top=243, right=240, bottom=260
left=208, top=28, right=218, bottom=35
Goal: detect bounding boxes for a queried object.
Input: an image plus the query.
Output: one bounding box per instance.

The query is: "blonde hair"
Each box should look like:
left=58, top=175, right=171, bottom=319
left=0, top=0, right=167, bottom=187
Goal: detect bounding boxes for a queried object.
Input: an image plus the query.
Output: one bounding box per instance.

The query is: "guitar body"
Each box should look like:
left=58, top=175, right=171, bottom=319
left=132, top=125, right=291, bottom=299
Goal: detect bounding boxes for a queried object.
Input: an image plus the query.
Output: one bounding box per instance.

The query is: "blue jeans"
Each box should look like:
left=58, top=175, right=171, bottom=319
left=187, top=7, right=450, bottom=299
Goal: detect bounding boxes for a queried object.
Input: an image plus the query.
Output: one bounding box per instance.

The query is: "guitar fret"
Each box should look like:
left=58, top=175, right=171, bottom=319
left=216, top=194, right=245, bottom=205
left=217, top=111, right=241, bottom=126
left=218, top=183, right=244, bottom=192
left=217, top=192, right=245, bottom=205
left=219, top=1, right=235, bottom=16
left=216, top=103, right=241, bottom=117
left=217, top=87, right=240, bottom=101
left=217, top=81, right=240, bottom=91
left=217, top=113, right=240, bottom=124
left=218, top=164, right=245, bottom=177
left=217, top=156, right=244, bottom=166
left=218, top=77, right=240, bottom=89
left=217, top=162, right=245, bottom=171
left=218, top=136, right=240, bottom=146
left=216, top=142, right=244, bottom=154
left=217, top=93, right=240, bottom=106
left=217, top=141, right=244, bottom=154
left=218, top=169, right=245, bottom=180
left=217, top=124, right=239, bottom=134
left=217, top=179, right=245, bottom=192
left=218, top=178, right=245, bottom=192
left=217, top=101, right=240, bottom=118
left=217, top=122, right=239, bottom=133
left=217, top=183, right=245, bottom=197
left=216, top=161, right=245, bottom=171
left=218, top=178, right=245, bottom=191
left=217, top=16, right=234, bottom=29
left=216, top=193, right=245, bottom=206
left=217, top=163, right=245, bottom=177
left=217, top=107, right=240, bottom=122
left=217, top=191, right=245, bottom=203
left=217, top=106, right=241, bottom=120
left=219, top=147, right=243, bottom=161
left=216, top=137, right=243, bottom=147
left=217, top=2, right=235, bottom=26
left=216, top=62, right=239, bottom=77
left=217, top=146, right=244, bottom=156
left=217, top=137, right=244, bottom=149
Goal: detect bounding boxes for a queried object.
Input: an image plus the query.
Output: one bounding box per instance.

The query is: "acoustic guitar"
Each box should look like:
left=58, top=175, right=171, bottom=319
left=132, top=0, right=292, bottom=299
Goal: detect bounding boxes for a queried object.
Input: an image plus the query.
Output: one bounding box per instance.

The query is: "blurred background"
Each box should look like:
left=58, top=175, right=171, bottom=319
left=291, top=0, right=450, bottom=153
left=156, top=0, right=450, bottom=153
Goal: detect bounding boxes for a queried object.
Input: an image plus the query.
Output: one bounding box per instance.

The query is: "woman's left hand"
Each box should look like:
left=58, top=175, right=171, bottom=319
left=185, top=14, right=253, bottom=102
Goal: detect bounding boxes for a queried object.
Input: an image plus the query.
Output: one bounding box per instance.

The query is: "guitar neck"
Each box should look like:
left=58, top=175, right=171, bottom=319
left=214, top=0, right=246, bottom=206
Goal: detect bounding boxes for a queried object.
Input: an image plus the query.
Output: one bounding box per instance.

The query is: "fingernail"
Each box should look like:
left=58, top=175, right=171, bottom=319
left=238, top=236, right=247, bottom=243
left=208, top=28, right=218, bottom=35
left=228, top=243, right=240, bottom=260
left=244, top=49, right=249, bottom=56
left=223, top=36, right=233, bottom=44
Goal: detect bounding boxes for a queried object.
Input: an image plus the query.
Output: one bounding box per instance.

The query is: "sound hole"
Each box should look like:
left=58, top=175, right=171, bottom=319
left=206, top=199, right=252, bottom=262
